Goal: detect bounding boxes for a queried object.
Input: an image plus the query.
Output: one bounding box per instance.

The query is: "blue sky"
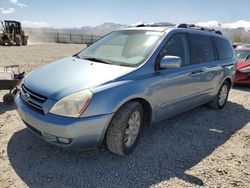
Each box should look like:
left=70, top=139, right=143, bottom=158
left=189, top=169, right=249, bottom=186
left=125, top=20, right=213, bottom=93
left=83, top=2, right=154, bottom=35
left=0, top=0, right=250, bottom=27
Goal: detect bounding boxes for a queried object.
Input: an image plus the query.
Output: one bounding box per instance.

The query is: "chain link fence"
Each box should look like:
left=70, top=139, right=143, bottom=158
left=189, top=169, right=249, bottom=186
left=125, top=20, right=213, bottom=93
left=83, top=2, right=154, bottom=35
left=26, top=30, right=103, bottom=44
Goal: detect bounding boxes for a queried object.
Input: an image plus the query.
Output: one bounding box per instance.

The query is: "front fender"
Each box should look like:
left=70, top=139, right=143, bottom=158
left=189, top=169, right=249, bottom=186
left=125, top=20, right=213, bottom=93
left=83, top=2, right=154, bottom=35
left=81, top=80, right=152, bottom=118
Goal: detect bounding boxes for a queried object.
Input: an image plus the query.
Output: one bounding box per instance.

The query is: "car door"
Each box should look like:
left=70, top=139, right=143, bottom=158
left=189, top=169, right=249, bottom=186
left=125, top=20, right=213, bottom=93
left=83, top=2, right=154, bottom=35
left=153, top=33, right=201, bottom=122
left=187, top=33, right=222, bottom=103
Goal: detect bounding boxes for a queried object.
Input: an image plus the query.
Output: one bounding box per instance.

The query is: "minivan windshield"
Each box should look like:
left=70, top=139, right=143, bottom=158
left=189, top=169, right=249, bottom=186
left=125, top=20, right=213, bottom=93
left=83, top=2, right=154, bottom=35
left=76, top=30, right=164, bottom=67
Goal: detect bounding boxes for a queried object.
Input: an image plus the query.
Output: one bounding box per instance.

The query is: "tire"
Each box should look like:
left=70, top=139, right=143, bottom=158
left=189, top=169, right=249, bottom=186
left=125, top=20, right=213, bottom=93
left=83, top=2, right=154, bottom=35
left=0, top=37, right=4, bottom=45
left=106, top=101, right=143, bottom=155
left=208, top=81, right=230, bottom=109
left=22, top=36, right=28, bottom=46
left=3, top=93, right=15, bottom=104
left=15, top=35, right=22, bottom=46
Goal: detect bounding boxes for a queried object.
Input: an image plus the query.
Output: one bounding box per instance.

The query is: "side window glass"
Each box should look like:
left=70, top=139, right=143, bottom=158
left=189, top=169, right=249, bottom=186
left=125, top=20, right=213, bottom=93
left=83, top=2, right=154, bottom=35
left=160, top=34, right=190, bottom=66
left=189, top=34, right=215, bottom=64
left=214, top=37, right=233, bottom=60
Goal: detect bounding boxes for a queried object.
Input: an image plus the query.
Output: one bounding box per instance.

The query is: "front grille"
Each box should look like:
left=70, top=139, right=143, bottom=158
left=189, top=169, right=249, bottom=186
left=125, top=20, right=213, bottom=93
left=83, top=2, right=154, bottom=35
left=20, top=84, right=48, bottom=113
left=21, top=85, right=47, bottom=102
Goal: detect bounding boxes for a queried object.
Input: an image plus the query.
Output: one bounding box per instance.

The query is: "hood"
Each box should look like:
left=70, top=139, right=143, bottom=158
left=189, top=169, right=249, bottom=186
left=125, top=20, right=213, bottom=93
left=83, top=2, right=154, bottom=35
left=236, top=60, right=250, bottom=70
left=24, top=57, right=134, bottom=100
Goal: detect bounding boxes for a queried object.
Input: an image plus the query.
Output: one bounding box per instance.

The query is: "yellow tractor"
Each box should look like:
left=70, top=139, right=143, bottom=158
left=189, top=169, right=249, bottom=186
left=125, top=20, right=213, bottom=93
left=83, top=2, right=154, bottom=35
left=0, top=20, right=28, bottom=46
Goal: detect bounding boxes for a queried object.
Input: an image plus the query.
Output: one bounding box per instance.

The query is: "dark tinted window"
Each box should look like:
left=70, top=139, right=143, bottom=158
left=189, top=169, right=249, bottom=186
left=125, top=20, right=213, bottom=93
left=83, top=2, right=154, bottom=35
left=160, top=33, right=190, bottom=65
left=189, top=34, right=215, bottom=64
left=214, top=37, right=233, bottom=60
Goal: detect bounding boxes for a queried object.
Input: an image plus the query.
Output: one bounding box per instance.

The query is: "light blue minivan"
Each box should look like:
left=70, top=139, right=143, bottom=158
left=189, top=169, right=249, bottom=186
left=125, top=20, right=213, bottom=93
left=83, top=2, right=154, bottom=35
left=16, top=23, right=236, bottom=155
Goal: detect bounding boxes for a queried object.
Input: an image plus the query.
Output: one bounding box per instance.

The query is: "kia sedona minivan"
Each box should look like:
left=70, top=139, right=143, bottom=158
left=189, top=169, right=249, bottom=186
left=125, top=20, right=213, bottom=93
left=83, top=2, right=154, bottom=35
left=16, top=23, right=236, bottom=155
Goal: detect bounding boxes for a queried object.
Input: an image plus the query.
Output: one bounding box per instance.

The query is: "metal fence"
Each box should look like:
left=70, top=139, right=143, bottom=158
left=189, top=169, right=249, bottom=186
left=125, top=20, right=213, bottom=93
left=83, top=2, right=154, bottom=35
left=27, top=31, right=103, bottom=44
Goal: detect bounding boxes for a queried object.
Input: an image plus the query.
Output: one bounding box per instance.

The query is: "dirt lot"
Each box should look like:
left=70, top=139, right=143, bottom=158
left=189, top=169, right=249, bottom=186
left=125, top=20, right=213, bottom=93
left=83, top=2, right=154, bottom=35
left=0, top=44, right=249, bottom=188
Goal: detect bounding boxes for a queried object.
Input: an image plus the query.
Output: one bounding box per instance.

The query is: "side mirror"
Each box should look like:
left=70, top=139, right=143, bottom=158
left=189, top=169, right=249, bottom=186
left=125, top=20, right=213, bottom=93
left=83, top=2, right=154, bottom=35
left=159, top=55, right=181, bottom=69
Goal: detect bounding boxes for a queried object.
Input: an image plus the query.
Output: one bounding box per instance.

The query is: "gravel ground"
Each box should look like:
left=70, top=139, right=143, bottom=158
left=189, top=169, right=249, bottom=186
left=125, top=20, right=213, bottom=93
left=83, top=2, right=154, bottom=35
left=0, top=44, right=249, bottom=188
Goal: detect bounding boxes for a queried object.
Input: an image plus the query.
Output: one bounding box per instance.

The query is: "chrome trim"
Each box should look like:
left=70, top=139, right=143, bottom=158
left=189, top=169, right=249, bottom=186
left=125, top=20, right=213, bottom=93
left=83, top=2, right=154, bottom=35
left=24, top=100, right=44, bottom=111
left=21, top=85, right=46, bottom=102
left=20, top=85, right=46, bottom=113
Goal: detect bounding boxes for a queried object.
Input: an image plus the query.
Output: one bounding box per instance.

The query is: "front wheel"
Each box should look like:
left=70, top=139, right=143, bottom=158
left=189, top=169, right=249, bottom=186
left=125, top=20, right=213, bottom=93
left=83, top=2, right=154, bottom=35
left=15, top=35, right=22, bottom=46
left=208, top=81, right=230, bottom=109
left=106, top=101, right=143, bottom=155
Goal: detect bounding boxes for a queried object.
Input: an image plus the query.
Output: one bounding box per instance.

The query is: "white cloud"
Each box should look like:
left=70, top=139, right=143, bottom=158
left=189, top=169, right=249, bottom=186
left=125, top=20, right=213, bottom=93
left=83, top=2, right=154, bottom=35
left=9, top=0, right=27, bottom=7
left=22, top=20, right=50, bottom=28
left=0, top=7, right=15, bottom=14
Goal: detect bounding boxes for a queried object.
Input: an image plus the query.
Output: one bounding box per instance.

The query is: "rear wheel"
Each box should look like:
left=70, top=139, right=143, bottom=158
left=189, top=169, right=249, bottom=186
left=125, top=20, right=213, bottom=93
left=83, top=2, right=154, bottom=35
left=22, top=36, right=28, bottom=45
left=106, top=101, right=143, bottom=155
left=208, top=81, right=230, bottom=109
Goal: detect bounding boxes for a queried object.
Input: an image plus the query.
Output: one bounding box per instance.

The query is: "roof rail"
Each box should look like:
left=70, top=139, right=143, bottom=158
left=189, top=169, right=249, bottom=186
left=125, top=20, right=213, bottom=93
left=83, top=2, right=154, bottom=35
left=176, top=23, right=223, bottom=35
left=136, top=22, right=175, bottom=27
left=136, top=23, right=147, bottom=27
left=151, top=22, right=175, bottom=27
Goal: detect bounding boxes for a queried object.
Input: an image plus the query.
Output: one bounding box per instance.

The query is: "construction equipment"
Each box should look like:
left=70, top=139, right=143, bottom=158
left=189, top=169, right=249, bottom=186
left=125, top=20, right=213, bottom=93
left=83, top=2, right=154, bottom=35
left=0, top=20, right=28, bottom=46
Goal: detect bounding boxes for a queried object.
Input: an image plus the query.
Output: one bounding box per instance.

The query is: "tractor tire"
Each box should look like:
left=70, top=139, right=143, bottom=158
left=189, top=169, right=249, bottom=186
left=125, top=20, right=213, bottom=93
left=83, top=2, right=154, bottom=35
left=15, top=35, right=22, bottom=46
left=0, top=38, right=4, bottom=45
left=22, top=36, right=28, bottom=46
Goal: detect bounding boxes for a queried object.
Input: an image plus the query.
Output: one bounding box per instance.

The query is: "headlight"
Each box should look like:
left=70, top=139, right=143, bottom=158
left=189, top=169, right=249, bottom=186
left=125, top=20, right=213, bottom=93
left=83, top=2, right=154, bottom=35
left=239, top=67, right=250, bottom=73
left=50, top=89, right=92, bottom=118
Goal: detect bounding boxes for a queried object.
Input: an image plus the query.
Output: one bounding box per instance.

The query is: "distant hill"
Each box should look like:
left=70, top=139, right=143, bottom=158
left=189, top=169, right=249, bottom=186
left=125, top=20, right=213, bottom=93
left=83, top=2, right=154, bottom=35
left=24, top=22, right=128, bottom=36
left=80, top=22, right=127, bottom=35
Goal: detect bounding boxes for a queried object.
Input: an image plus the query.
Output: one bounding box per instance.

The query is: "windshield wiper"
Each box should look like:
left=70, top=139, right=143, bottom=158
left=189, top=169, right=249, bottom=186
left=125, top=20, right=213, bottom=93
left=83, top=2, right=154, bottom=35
left=83, top=57, right=114, bottom=65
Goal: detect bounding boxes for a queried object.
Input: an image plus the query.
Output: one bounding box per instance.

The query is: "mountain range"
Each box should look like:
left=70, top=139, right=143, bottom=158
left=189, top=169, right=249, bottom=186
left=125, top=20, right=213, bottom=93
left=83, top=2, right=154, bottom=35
left=25, top=20, right=250, bottom=43
left=196, top=20, right=250, bottom=31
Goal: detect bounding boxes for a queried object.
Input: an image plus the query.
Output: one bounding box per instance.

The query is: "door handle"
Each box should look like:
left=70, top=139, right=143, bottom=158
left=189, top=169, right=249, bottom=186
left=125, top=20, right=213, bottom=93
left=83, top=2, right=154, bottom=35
left=189, top=70, right=204, bottom=77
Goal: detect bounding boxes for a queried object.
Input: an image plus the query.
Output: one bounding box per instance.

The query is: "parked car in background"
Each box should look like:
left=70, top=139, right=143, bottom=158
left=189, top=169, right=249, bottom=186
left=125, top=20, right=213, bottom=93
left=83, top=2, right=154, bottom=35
left=15, top=23, right=236, bottom=155
left=234, top=47, right=250, bottom=86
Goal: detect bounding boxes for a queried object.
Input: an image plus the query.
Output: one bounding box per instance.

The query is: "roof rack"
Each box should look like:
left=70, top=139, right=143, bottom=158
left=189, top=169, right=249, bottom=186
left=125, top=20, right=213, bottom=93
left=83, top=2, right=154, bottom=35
left=136, top=22, right=175, bottom=27
left=176, top=23, right=223, bottom=35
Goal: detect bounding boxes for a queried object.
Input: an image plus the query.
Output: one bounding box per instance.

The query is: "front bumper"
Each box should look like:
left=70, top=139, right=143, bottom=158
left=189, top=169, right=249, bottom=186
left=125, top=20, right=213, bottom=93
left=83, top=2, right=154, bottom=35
left=15, top=94, right=114, bottom=149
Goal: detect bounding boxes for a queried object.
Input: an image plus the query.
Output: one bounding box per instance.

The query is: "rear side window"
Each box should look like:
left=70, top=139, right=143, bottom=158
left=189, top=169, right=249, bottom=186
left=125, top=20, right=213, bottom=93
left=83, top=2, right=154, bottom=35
left=214, top=37, right=233, bottom=60
left=189, top=34, right=215, bottom=64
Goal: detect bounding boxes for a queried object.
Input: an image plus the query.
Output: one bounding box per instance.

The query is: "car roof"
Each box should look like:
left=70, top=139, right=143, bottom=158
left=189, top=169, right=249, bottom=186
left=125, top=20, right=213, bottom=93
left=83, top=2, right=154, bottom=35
left=121, top=25, right=226, bottom=39
left=124, top=26, right=170, bottom=32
